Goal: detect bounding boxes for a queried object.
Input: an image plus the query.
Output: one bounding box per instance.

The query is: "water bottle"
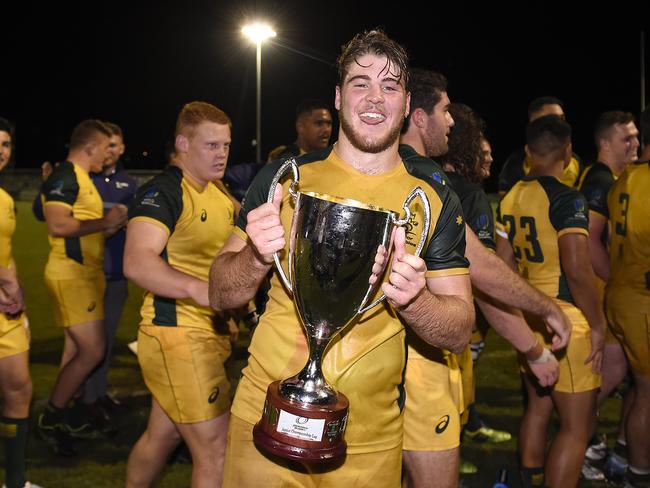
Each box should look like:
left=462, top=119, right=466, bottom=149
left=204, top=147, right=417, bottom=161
left=492, top=468, right=508, bottom=488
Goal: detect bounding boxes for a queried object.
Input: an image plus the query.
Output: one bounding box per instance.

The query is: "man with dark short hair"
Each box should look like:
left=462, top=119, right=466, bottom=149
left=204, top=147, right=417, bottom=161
left=578, top=110, right=640, bottom=481
left=226, top=99, right=334, bottom=203
left=267, top=98, right=334, bottom=161
left=400, top=71, right=568, bottom=488
left=606, top=114, right=650, bottom=487
left=81, top=121, right=138, bottom=420
left=37, top=119, right=128, bottom=455
left=497, top=115, right=603, bottom=488
left=499, top=96, right=584, bottom=196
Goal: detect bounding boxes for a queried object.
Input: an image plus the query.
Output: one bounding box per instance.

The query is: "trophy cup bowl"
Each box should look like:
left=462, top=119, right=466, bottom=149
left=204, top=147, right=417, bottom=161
left=253, top=159, right=430, bottom=462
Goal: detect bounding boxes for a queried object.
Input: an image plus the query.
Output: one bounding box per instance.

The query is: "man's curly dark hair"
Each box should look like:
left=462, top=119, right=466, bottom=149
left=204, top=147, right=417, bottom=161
left=337, top=29, right=409, bottom=88
left=444, top=103, right=486, bottom=184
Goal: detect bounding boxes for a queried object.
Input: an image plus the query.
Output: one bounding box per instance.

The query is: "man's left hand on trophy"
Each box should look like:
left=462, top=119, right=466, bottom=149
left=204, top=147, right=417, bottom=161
left=246, top=184, right=286, bottom=267
left=381, top=227, right=427, bottom=309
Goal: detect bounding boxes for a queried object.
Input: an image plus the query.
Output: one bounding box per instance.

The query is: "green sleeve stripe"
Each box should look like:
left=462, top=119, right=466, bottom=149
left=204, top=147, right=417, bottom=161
left=64, top=237, right=83, bottom=264
left=152, top=247, right=177, bottom=326
left=152, top=295, right=177, bottom=326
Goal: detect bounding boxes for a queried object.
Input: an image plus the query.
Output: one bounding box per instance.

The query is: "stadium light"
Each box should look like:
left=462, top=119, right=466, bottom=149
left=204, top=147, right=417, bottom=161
left=242, top=22, right=276, bottom=162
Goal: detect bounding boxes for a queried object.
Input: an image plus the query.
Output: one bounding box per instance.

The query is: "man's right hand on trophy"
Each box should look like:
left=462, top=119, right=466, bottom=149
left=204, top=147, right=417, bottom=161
left=368, top=245, right=388, bottom=286
left=381, top=227, right=426, bottom=309
left=246, top=184, right=286, bottom=266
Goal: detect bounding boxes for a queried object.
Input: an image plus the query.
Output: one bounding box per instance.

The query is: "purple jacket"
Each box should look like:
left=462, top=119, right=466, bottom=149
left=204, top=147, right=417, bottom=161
left=91, top=167, right=137, bottom=281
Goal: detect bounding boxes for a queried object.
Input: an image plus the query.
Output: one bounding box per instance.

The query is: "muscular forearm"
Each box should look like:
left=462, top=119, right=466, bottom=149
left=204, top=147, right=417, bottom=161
left=0, top=261, right=20, bottom=294
left=474, top=291, right=536, bottom=353
left=588, top=213, right=610, bottom=282
left=0, top=263, right=16, bottom=289
left=46, top=215, right=108, bottom=238
left=561, top=235, right=607, bottom=334
left=469, top=234, right=554, bottom=318
left=566, top=272, right=607, bottom=333
left=209, top=244, right=272, bottom=310
left=0, top=260, right=24, bottom=312
left=124, top=253, right=205, bottom=304
left=398, top=290, right=474, bottom=354
left=588, top=234, right=610, bottom=282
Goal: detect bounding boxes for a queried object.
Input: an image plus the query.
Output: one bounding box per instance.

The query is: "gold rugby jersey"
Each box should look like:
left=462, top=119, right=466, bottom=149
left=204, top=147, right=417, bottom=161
left=0, top=187, right=16, bottom=268
left=497, top=175, right=589, bottom=303
left=231, top=146, right=469, bottom=453
left=129, top=166, right=234, bottom=330
left=42, top=161, right=104, bottom=278
left=607, top=160, right=650, bottom=297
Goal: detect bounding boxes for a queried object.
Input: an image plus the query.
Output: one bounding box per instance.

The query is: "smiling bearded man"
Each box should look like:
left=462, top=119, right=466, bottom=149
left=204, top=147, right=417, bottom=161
left=210, top=29, right=474, bottom=488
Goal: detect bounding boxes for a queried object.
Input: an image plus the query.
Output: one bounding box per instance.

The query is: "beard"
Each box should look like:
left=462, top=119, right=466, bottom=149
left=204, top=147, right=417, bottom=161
left=339, top=109, right=404, bottom=154
left=423, top=127, right=448, bottom=158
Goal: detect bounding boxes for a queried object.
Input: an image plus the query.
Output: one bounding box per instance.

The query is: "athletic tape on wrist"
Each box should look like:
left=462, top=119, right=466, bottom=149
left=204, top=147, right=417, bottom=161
left=528, top=347, right=553, bottom=365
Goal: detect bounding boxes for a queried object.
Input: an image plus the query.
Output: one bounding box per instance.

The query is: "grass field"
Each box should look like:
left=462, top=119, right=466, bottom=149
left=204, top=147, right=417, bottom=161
left=2, top=201, right=622, bottom=487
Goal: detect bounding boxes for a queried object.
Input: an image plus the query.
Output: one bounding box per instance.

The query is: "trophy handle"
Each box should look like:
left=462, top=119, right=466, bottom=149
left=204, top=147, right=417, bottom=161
left=358, top=186, right=431, bottom=314
left=266, top=158, right=300, bottom=294
left=391, top=186, right=431, bottom=257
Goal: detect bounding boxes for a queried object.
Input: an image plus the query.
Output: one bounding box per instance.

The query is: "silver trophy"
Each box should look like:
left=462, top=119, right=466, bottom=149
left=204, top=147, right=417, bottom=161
left=253, top=158, right=431, bottom=462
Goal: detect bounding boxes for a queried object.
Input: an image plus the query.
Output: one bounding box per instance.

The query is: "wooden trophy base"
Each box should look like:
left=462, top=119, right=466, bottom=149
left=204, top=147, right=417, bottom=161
left=253, top=380, right=349, bottom=463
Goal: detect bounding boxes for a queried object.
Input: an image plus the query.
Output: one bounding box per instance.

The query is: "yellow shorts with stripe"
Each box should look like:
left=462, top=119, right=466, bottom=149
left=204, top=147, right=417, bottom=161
left=457, top=345, right=474, bottom=426
left=521, top=300, right=601, bottom=393
left=222, top=414, right=402, bottom=488
left=403, top=348, right=462, bottom=451
left=606, top=288, right=650, bottom=378
left=0, top=314, right=29, bottom=359
left=138, top=325, right=232, bottom=424
left=44, top=274, right=105, bottom=327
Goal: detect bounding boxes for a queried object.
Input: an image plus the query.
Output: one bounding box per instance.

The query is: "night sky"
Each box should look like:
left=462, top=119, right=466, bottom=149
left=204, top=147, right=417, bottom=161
left=3, top=2, right=647, bottom=192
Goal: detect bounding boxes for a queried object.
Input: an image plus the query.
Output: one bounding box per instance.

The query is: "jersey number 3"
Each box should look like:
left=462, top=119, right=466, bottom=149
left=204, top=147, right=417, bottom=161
left=502, top=215, right=545, bottom=263
left=614, top=193, right=629, bottom=237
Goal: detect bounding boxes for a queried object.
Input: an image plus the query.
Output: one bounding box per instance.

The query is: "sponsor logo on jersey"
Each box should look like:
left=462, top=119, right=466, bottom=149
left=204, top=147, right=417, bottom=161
left=143, top=187, right=159, bottom=198
left=573, top=199, right=587, bottom=219
left=432, top=172, right=446, bottom=185
left=456, top=215, right=463, bottom=226
left=141, top=186, right=160, bottom=207
left=435, top=415, right=450, bottom=434
left=475, top=214, right=492, bottom=242
left=116, top=181, right=130, bottom=189
left=49, top=180, right=65, bottom=197
left=589, top=189, right=602, bottom=202
left=208, top=387, right=220, bottom=404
